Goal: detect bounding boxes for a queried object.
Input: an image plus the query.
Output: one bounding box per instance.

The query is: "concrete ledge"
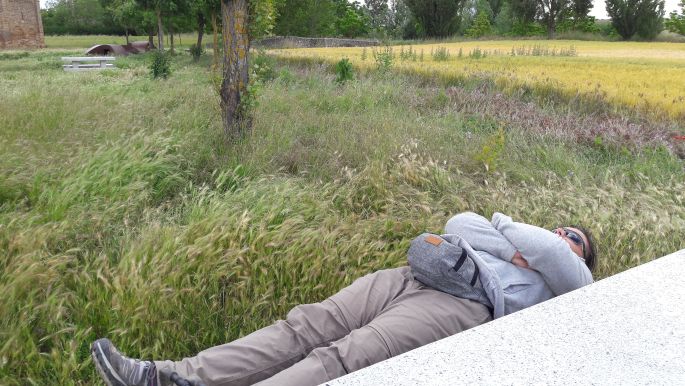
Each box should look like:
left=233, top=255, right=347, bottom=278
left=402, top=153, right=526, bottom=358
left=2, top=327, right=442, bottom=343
left=326, top=249, right=685, bottom=385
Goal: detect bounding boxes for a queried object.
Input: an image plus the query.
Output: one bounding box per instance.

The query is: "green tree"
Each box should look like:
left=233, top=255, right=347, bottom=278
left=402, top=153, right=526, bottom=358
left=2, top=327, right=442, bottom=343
left=337, top=4, right=371, bottom=37
left=274, top=0, right=337, bottom=36
left=636, top=0, right=665, bottom=39
left=461, top=0, right=493, bottom=34
left=572, top=0, right=592, bottom=19
left=387, top=0, right=412, bottom=37
left=135, top=0, right=189, bottom=50
left=272, top=0, right=368, bottom=37
left=665, top=0, right=685, bottom=35
left=488, top=0, right=505, bottom=18
left=43, top=0, right=120, bottom=34
left=493, top=1, right=514, bottom=33
left=364, top=0, right=390, bottom=31
left=189, top=0, right=218, bottom=50
left=190, top=0, right=221, bottom=67
left=404, top=0, right=465, bottom=37
left=555, top=0, right=597, bottom=33
left=537, top=0, right=572, bottom=38
left=249, top=0, right=277, bottom=38
left=465, top=9, right=493, bottom=37
left=103, top=0, right=146, bottom=44
left=510, top=0, right=538, bottom=24
left=507, top=0, right=544, bottom=36
left=606, top=0, right=665, bottom=40
left=166, top=12, right=195, bottom=53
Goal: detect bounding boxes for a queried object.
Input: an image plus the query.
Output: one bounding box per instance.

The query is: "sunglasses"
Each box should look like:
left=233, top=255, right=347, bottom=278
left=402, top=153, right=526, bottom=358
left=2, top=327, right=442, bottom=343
left=552, top=227, right=587, bottom=261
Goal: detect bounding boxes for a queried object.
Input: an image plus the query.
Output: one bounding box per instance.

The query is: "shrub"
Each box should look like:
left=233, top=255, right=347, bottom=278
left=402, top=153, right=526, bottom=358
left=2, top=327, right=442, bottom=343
left=465, top=11, right=493, bottom=38
left=252, top=49, right=277, bottom=82
left=372, top=46, right=394, bottom=72
left=475, top=127, right=506, bottom=172
left=335, top=58, right=354, bottom=84
left=237, top=51, right=277, bottom=117
left=432, top=47, right=450, bottom=61
left=510, top=45, right=577, bottom=57
left=277, top=68, right=295, bottom=85
left=189, top=44, right=204, bottom=62
left=399, top=46, right=418, bottom=61
left=468, top=47, right=486, bottom=59
left=557, top=16, right=602, bottom=34
left=149, top=50, right=171, bottom=79
left=510, top=21, right=546, bottom=36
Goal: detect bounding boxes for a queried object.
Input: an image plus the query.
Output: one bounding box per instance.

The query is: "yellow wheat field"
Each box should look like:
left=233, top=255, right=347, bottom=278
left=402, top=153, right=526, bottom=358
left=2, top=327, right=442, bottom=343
left=271, top=40, right=685, bottom=120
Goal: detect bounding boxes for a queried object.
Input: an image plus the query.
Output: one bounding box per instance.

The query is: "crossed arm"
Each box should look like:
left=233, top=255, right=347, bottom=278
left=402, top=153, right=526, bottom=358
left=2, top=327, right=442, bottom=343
left=445, top=212, right=526, bottom=266
left=445, top=212, right=593, bottom=295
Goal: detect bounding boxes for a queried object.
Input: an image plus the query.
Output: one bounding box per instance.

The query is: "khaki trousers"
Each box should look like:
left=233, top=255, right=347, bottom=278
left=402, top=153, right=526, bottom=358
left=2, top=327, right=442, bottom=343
left=155, top=267, right=491, bottom=386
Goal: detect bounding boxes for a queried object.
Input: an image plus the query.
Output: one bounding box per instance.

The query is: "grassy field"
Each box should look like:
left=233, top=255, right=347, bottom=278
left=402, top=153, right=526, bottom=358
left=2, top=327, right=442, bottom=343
left=275, top=40, right=685, bottom=121
left=43, top=33, right=201, bottom=49
left=1, top=39, right=685, bottom=384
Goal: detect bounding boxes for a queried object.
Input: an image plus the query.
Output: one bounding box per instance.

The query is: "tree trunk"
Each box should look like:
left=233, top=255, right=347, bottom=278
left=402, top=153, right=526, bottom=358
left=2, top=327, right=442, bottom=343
left=548, top=5, right=556, bottom=39
left=156, top=8, right=164, bottom=51
left=170, top=24, right=175, bottom=54
left=211, top=10, right=219, bottom=69
left=125, top=28, right=130, bottom=45
left=148, top=30, right=154, bottom=48
left=197, top=11, right=206, bottom=48
left=220, top=0, right=250, bottom=138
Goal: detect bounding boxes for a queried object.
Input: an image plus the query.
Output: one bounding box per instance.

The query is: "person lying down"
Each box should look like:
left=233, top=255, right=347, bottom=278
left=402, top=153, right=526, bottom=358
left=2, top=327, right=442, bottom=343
left=92, top=212, right=596, bottom=386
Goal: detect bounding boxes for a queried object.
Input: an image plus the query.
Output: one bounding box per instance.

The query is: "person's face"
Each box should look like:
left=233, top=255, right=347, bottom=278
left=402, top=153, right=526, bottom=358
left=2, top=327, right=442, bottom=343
left=551, top=227, right=589, bottom=260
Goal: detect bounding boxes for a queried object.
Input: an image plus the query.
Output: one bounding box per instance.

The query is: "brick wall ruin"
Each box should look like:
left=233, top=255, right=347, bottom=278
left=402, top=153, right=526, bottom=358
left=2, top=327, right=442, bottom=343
left=0, top=0, right=45, bottom=49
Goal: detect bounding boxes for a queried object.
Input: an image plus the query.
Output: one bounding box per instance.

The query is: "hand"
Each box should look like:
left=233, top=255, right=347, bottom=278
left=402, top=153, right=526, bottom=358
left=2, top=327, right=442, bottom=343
left=511, top=251, right=529, bottom=269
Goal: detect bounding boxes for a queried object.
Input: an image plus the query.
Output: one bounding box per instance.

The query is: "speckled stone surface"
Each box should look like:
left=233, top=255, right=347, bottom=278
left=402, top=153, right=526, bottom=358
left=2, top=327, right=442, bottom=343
left=325, top=249, right=685, bottom=386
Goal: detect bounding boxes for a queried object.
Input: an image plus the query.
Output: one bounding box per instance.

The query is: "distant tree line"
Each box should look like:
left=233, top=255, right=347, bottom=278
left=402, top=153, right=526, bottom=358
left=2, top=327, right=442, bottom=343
left=42, top=0, right=685, bottom=41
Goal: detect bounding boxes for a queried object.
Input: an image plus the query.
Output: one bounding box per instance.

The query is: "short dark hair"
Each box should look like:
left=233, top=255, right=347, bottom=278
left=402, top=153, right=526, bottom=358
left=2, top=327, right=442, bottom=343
left=572, top=225, right=597, bottom=273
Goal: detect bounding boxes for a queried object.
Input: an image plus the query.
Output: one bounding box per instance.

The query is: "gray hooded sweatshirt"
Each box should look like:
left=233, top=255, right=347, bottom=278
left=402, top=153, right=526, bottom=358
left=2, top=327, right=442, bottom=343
left=439, top=212, right=593, bottom=318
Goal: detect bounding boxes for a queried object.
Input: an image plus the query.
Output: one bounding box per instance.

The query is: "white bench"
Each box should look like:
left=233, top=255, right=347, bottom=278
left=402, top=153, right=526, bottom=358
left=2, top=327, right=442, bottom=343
left=61, top=56, right=116, bottom=72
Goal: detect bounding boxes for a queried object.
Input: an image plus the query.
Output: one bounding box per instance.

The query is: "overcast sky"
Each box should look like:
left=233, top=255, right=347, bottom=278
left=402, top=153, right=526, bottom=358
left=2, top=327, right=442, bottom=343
left=39, top=0, right=682, bottom=20
left=590, top=0, right=680, bottom=18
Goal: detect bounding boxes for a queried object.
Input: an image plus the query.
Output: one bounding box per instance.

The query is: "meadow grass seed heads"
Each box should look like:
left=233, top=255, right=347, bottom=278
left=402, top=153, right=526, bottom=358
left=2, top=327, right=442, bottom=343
left=432, top=47, right=450, bottom=61
left=276, top=40, right=685, bottom=120
left=2, top=55, right=685, bottom=384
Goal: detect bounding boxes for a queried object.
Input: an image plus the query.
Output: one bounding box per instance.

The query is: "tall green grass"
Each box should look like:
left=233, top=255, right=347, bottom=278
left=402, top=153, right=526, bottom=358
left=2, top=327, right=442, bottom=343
left=43, top=33, right=201, bottom=49
left=1, top=50, right=684, bottom=384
